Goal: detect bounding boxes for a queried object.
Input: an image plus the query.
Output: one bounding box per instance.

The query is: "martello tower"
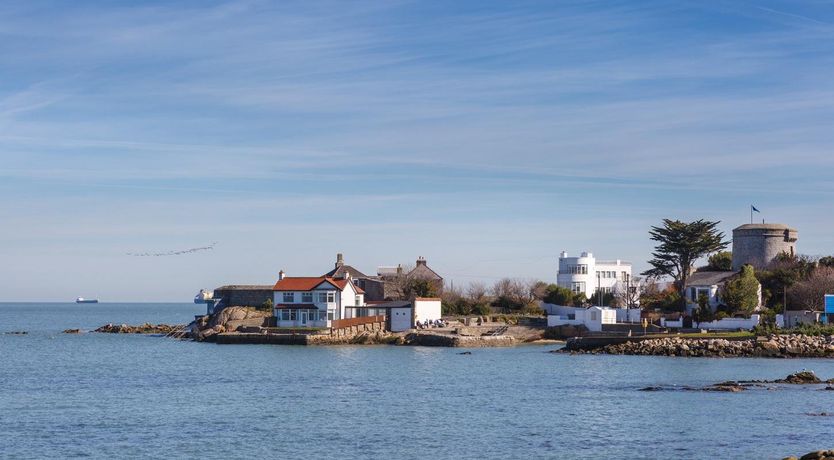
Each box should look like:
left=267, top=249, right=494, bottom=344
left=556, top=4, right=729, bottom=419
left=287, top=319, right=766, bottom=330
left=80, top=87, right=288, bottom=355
left=731, top=223, right=798, bottom=271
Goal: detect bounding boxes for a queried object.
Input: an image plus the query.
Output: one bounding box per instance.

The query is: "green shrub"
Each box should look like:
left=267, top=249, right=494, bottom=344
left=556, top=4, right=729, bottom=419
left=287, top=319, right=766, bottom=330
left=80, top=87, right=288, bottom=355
left=258, top=298, right=274, bottom=313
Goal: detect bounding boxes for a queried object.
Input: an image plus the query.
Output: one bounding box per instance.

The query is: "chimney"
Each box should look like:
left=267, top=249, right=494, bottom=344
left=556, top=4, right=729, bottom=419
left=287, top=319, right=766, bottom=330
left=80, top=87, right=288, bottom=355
left=335, top=253, right=344, bottom=268
left=396, top=264, right=403, bottom=275
left=278, top=270, right=285, bottom=281
left=416, top=256, right=427, bottom=267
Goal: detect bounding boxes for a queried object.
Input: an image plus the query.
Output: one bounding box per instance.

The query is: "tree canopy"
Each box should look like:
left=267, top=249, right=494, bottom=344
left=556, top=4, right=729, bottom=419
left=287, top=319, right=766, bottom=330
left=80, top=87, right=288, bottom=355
left=721, top=265, right=760, bottom=315
left=707, top=251, right=733, bottom=271
left=642, top=219, right=729, bottom=308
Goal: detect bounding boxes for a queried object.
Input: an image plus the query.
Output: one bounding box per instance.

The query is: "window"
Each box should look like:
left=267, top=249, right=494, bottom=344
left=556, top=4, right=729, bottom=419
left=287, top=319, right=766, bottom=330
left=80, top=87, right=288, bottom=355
left=571, top=282, right=585, bottom=294
left=280, top=310, right=290, bottom=321
left=318, top=292, right=328, bottom=303
left=289, top=310, right=297, bottom=321
left=282, top=292, right=294, bottom=303
left=568, top=264, right=588, bottom=274
left=327, top=309, right=336, bottom=320
left=355, top=295, right=361, bottom=306
left=327, top=292, right=336, bottom=303
left=302, top=292, right=313, bottom=303
left=309, top=310, right=319, bottom=321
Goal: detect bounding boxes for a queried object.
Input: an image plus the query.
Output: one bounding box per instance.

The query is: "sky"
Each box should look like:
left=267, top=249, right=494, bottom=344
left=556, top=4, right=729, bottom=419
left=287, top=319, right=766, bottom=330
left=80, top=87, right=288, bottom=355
left=2, top=0, right=834, bottom=301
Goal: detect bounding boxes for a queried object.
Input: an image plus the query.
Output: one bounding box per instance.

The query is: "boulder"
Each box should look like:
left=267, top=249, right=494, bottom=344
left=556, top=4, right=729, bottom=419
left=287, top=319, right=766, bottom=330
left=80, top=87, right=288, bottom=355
left=780, top=371, right=822, bottom=384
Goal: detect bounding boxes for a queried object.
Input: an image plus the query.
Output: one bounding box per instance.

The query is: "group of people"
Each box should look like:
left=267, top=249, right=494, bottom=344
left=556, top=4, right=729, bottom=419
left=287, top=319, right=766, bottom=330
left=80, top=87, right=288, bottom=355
left=415, top=319, right=446, bottom=329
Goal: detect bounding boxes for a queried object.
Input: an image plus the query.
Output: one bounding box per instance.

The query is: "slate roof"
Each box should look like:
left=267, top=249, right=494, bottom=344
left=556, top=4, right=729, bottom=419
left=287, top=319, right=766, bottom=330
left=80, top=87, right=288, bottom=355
left=685, top=270, right=738, bottom=287
left=354, top=300, right=412, bottom=309
left=274, top=303, right=319, bottom=309
left=322, top=265, right=368, bottom=279
left=409, top=263, right=443, bottom=281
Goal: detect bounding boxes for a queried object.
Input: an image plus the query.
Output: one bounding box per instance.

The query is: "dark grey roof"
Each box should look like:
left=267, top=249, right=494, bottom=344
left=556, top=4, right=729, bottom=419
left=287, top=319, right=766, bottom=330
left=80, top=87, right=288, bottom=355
left=409, top=263, right=442, bottom=281
left=685, top=271, right=738, bottom=287
left=348, top=301, right=412, bottom=309
left=734, top=223, right=796, bottom=231
left=322, top=265, right=368, bottom=279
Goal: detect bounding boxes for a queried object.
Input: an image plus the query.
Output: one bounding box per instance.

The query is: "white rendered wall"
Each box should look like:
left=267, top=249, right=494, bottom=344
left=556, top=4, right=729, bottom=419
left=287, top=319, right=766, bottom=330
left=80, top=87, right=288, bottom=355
left=557, top=252, right=632, bottom=298
left=414, top=299, right=441, bottom=323
left=389, top=307, right=412, bottom=331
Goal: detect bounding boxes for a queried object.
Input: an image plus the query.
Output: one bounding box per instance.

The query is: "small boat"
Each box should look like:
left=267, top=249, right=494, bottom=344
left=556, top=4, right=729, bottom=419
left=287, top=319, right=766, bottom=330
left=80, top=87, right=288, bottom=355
left=194, top=289, right=213, bottom=304
left=76, top=297, right=99, bottom=304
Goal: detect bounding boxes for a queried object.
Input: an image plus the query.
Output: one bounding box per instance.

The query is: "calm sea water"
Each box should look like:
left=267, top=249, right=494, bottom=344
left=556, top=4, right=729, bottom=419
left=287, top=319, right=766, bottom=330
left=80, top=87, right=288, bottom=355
left=2, top=302, right=834, bottom=459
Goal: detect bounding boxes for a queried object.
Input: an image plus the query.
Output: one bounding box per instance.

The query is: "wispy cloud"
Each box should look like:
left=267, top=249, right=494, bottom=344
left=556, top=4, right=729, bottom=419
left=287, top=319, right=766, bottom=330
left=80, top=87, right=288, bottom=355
left=2, top=0, right=834, bottom=299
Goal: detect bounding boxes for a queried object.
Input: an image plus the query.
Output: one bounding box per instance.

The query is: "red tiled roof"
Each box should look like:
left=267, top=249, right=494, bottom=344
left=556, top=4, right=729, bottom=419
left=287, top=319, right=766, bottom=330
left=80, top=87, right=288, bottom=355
left=273, top=276, right=364, bottom=294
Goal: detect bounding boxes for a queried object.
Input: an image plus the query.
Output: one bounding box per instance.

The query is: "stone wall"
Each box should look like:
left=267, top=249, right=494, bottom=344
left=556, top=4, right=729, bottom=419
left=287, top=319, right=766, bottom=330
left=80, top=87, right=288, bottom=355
left=329, top=320, right=385, bottom=337
left=732, top=224, right=798, bottom=271
left=213, top=287, right=273, bottom=308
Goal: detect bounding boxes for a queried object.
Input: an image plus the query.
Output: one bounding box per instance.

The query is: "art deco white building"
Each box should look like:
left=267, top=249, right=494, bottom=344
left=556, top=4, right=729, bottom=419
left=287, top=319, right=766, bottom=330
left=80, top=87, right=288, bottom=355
left=556, top=251, right=633, bottom=299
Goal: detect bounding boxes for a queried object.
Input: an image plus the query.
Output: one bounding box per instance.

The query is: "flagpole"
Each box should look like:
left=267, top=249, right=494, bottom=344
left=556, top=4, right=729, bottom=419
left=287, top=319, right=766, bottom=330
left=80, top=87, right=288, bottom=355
left=750, top=205, right=753, bottom=224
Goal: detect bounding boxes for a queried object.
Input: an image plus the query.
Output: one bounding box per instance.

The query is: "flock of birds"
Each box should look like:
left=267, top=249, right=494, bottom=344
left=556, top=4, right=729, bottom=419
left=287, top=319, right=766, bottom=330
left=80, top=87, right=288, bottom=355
left=126, top=242, right=218, bottom=257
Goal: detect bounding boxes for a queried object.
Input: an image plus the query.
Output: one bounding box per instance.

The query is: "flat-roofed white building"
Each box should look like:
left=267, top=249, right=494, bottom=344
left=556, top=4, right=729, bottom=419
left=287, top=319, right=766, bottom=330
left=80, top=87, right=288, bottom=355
left=557, top=251, right=633, bottom=299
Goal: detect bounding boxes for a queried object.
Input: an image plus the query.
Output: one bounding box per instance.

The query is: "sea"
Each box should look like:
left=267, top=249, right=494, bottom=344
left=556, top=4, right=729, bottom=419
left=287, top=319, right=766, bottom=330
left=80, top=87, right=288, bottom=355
left=1, top=302, right=833, bottom=459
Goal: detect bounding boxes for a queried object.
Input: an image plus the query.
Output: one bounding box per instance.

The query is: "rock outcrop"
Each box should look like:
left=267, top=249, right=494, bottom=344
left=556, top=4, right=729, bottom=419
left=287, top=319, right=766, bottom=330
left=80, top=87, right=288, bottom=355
left=94, top=323, right=181, bottom=334
left=564, top=334, right=834, bottom=358
left=784, top=449, right=834, bottom=460
left=639, top=372, right=834, bottom=393
left=192, top=306, right=270, bottom=341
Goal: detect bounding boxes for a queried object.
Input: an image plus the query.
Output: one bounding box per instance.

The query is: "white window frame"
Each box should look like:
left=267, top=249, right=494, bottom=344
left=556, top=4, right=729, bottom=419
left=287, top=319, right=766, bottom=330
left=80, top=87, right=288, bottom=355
left=326, top=291, right=336, bottom=303
left=301, top=292, right=313, bottom=303
left=282, top=292, right=294, bottom=303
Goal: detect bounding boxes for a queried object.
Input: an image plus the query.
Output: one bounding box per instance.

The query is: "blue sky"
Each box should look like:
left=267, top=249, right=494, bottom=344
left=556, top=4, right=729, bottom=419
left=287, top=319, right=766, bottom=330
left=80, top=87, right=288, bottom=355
left=2, top=0, right=834, bottom=301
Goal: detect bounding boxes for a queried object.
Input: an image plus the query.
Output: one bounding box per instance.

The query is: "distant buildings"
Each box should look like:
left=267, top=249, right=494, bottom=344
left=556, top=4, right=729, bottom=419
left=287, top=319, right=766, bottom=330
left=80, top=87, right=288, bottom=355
left=324, top=253, right=443, bottom=301
left=556, top=251, right=633, bottom=300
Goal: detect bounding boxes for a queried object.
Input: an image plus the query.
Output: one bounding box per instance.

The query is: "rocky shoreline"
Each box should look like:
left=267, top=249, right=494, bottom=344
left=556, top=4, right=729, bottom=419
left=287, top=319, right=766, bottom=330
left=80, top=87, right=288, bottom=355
left=94, top=323, right=183, bottom=334
left=563, top=334, right=834, bottom=358
left=785, top=450, right=834, bottom=460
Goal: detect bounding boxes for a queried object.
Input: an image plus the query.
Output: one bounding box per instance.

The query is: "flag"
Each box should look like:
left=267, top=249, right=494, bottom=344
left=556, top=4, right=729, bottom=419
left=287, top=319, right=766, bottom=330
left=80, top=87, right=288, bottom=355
left=751, top=205, right=760, bottom=213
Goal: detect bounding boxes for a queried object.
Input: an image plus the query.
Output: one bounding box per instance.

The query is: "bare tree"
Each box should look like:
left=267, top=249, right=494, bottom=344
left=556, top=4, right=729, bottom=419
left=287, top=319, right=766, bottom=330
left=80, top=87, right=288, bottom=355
left=466, top=281, right=489, bottom=305
left=491, top=278, right=539, bottom=311
left=789, top=266, right=834, bottom=311
left=613, top=277, right=642, bottom=308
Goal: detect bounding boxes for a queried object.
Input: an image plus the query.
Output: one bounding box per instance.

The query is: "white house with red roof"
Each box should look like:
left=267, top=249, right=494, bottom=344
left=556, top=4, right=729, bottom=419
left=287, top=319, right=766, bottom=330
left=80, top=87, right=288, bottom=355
left=272, top=271, right=365, bottom=328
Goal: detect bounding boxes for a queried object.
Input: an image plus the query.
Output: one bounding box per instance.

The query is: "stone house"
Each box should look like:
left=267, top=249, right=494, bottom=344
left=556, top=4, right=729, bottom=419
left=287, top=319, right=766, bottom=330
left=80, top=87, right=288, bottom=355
left=321, top=254, right=444, bottom=302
